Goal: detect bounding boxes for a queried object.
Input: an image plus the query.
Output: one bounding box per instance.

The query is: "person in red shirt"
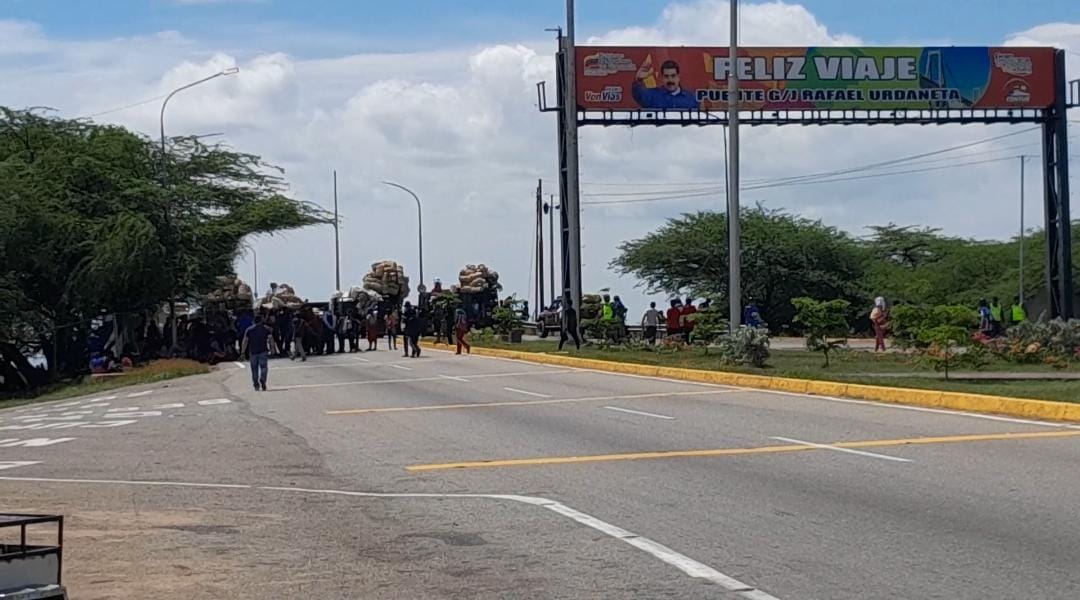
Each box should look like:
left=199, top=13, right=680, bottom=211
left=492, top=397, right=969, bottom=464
left=680, top=297, right=698, bottom=343
left=665, top=299, right=683, bottom=342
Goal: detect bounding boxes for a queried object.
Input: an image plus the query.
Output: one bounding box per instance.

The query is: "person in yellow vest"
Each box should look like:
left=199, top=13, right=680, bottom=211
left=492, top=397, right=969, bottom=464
left=1009, top=295, right=1027, bottom=326
left=989, top=297, right=1004, bottom=336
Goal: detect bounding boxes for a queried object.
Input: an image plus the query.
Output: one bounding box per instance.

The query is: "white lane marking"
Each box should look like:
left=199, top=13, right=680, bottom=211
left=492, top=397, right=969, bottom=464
left=353, top=356, right=371, bottom=362
left=80, top=420, right=136, bottom=428
left=0, top=475, right=780, bottom=599
left=153, top=403, right=185, bottom=409
left=82, top=403, right=110, bottom=408
left=0, top=437, right=76, bottom=448
left=107, top=407, right=140, bottom=412
left=437, top=347, right=1080, bottom=431
left=53, top=401, right=83, bottom=408
left=279, top=369, right=579, bottom=391
left=15, top=415, right=86, bottom=422
left=126, top=390, right=154, bottom=398
left=103, top=411, right=160, bottom=418
left=0, top=461, right=41, bottom=471
left=233, top=361, right=245, bottom=369
left=604, top=406, right=675, bottom=420
left=504, top=387, right=552, bottom=399
left=391, top=364, right=413, bottom=371
left=771, top=436, right=913, bottom=463
left=197, top=399, right=231, bottom=406
left=439, top=374, right=469, bottom=382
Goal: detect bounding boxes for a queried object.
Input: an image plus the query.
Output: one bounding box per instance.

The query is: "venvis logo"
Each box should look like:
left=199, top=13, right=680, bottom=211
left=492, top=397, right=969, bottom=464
left=585, top=86, right=623, bottom=103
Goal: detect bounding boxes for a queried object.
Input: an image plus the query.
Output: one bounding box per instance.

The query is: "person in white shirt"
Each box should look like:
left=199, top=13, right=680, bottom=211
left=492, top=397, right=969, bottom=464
left=641, top=302, right=662, bottom=345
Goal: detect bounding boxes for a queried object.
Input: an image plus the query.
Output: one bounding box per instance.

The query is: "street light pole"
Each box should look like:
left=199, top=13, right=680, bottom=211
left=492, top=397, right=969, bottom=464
left=381, top=181, right=424, bottom=290
left=333, top=170, right=341, bottom=292
left=251, top=246, right=258, bottom=308
left=727, top=0, right=741, bottom=331
left=1019, top=155, right=1026, bottom=301
left=159, top=66, right=239, bottom=348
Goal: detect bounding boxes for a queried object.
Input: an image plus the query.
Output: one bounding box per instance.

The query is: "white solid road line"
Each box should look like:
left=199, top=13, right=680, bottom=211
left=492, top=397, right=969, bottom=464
left=198, top=399, right=232, bottom=406
left=504, top=387, right=552, bottom=399
left=0, top=475, right=781, bottom=600
left=771, top=436, right=913, bottom=463
left=280, top=369, right=579, bottom=391
left=440, top=349, right=1078, bottom=432
left=391, top=364, right=413, bottom=371
left=353, top=356, right=371, bottom=362
left=604, top=406, right=675, bottom=420
left=126, top=390, right=154, bottom=398
left=439, top=374, right=469, bottom=382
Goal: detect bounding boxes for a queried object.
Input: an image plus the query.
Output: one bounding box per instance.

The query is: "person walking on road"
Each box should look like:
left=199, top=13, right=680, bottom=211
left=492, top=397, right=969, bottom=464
left=385, top=308, right=399, bottom=351
left=641, top=302, right=662, bottom=345
left=870, top=296, right=889, bottom=352
left=407, top=305, right=424, bottom=358
left=454, top=307, right=471, bottom=355
left=291, top=314, right=308, bottom=362
left=558, top=298, right=581, bottom=351
left=443, top=307, right=456, bottom=346
left=242, top=315, right=278, bottom=391
left=401, top=302, right=417, bottom=358
left=365, top=310, right=379, bottom=351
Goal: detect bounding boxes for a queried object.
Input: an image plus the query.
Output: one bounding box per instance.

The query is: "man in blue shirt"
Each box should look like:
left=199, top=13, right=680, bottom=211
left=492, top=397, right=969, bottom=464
left=241, top=315, right=278, bottom=391
left=632, top=59, right=699, bottom=110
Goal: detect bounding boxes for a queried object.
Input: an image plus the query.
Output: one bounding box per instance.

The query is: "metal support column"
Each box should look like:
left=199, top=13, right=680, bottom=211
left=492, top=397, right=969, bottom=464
left=561, top=0, right=583, bottom=324
left=1042, top=49, right=1074, bottom=319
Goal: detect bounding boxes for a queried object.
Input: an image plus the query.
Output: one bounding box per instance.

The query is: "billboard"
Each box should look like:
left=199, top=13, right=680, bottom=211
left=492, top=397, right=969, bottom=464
left=576, top=46, right=1057, bottom=111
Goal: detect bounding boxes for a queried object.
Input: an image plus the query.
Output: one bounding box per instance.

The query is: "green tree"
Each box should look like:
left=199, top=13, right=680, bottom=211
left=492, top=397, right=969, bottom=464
left=0, top=108, right=329, bottom=388
left=613, top=207, right=867, bottom=332
left=792, top=297, right=850, bottom=367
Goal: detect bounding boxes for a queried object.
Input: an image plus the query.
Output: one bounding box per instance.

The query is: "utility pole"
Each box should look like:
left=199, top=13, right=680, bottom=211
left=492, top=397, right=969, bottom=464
left=333, top=170, right=341, bottom=292
left=727, top=0, right=741, bottom=331
left=547, top=194, right=557, bottom=304
left=1019, top=155, right=1025, bottom=301
left=536, top=179, right=545, bottom=318
left=563, top=0, right=583, bottom=321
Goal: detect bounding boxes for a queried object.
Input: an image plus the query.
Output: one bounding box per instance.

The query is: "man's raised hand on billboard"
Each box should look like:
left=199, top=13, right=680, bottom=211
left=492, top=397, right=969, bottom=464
left=635, top=55, right=653, bottom=82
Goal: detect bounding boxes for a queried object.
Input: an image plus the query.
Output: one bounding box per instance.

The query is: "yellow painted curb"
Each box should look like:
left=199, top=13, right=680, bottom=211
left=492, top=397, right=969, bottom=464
left=422, top=342, right=1080, bottom=423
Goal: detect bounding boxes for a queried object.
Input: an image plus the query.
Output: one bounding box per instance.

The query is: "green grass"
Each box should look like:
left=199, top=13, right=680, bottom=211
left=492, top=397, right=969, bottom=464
left=468, top=339, right=1080, bottom=404
left=0, top=359, right=212, bottom=410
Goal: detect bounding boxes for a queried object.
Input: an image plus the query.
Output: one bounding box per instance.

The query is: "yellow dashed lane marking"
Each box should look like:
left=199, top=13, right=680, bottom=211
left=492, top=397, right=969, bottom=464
left=406, top=430, right=1080, bottom=472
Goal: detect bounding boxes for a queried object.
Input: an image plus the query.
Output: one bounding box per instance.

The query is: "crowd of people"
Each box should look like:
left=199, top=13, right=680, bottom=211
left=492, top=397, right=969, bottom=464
left=869, top=295, right=1028, bottom=352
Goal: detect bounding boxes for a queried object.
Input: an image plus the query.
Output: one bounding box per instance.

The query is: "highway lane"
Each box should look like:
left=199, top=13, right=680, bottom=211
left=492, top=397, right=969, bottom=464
left=3, top=347, right=1080, bottom=598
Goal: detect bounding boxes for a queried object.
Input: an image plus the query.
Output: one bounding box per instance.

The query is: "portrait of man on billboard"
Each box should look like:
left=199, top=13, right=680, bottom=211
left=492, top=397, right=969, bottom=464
left=632, top=56, right=699, bottom=110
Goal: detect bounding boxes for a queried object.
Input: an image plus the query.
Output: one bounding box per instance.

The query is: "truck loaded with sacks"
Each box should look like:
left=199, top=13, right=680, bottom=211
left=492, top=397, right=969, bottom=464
left=335, top=260, right=412, bottom=333
left=452, top=263, right=501, bottom=328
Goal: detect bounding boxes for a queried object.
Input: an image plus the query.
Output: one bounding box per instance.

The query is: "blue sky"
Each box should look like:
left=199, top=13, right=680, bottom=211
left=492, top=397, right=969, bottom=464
left=5, top=0, right=1079, bottom=55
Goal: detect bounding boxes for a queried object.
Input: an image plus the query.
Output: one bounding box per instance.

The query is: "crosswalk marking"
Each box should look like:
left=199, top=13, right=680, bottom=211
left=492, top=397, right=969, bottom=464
left=197, top=399, right=231, bottom=406
left=0, top=461, right=41, bottom=471
left=153, top=403, right=185, bottom=409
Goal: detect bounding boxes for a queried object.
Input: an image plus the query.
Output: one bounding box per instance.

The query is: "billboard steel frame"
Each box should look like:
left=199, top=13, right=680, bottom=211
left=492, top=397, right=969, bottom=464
left=543, top=40, right=1079, bottom=320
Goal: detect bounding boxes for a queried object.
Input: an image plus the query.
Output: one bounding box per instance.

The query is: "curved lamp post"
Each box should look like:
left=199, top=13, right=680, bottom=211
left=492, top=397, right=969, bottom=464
left=381, top=181, right=424, bottom=290
left=159, top=66, right=239, bottom=348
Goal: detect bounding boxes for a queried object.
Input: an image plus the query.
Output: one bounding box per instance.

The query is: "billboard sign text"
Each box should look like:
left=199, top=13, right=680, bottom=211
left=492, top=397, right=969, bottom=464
left=576, top=46, right=1057, bottom=111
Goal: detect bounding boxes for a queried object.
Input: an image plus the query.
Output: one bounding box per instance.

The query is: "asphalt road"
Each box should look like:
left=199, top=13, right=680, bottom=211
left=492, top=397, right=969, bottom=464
left=3, top=345, right=1080, bottom=599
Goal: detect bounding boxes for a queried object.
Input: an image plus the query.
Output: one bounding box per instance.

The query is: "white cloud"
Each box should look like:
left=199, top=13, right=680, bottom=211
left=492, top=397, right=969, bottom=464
left=589, top=0, right=861, bottom=46
left=1, top=1, right=1078, bottom=312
